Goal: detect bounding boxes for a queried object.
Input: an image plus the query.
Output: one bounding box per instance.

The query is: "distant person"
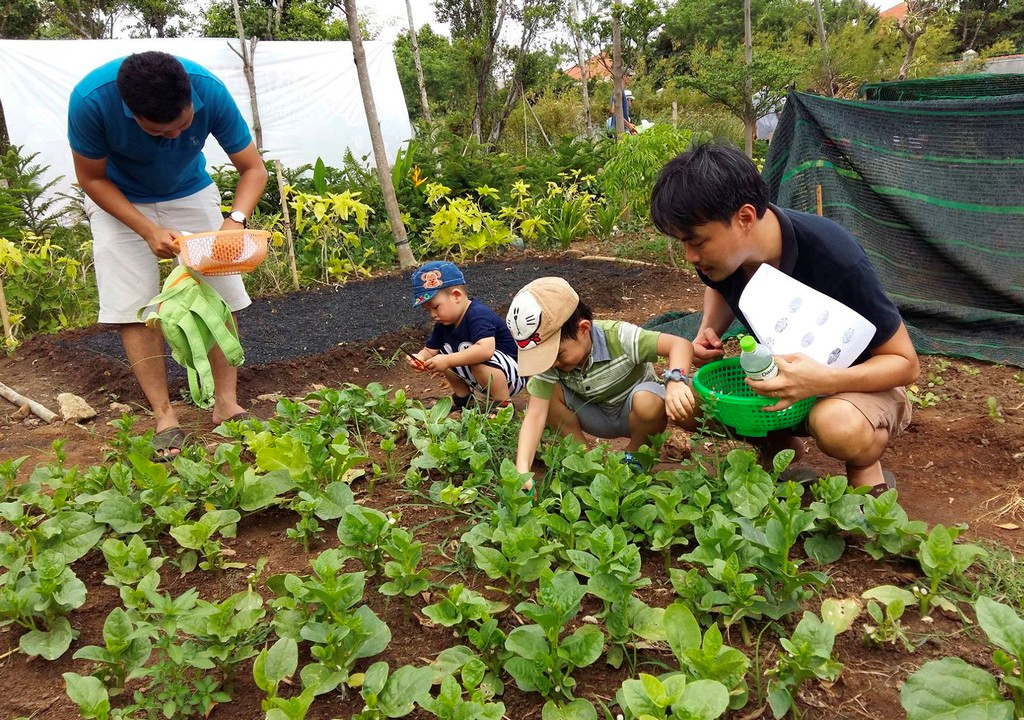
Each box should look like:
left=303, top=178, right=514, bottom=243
left=506, top=277, right=696, bottom=497
left=606, top=88, right=637, bottom=135
left=755, top=93, right=782, bottom=142
left=650, top=143, right=920, bottom=495
left=408, top=261, right=525, bottom=413
left=68, top=51, right=268, bottom=461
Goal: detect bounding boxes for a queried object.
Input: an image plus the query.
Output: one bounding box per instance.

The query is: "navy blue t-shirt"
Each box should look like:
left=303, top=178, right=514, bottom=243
left=426, top=301, right=519, bottom=358
left=699, top=204, right=903, bottom=366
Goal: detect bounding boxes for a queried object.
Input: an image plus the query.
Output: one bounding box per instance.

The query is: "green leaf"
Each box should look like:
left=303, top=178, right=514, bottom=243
left=559, top=625, right=604, bottom=668
left=506, top=624, right=548, bottom=660
left=804, top=532, right=845, bottom=564
left=314, top=482, right=355, bottom=520
left=63, top=672, right=111, bottom=719
left=40, top=511, right=104, bottom=563
left=255, top=638, right=298, bottom=693
left=378, top=665, right=433, bottom=717
left=21, top=617, right=75, bottom=660
left=541, top=698, right=597, bottom=720
left=901, top=657, right=1012, bottom=720
left=820, top=598, right=862, bottom=635
left=94, top=495, right=145, bottom=534
left=678, top=679, right=731, bottom=720
left=862, top=585, right=916, bottom=607
left=241, top=468, right=295, bottom=511
left=665, top=602, right=702, bottom=661
left=976, top=596, right=1024, bottom=660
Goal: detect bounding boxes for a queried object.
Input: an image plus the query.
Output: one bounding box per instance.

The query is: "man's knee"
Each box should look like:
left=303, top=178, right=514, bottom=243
left=808, top=398, right=881, bottom=453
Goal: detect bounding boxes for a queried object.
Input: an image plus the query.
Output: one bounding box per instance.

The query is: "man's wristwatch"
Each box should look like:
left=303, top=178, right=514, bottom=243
left=662, top=368, right=689, bottom=384
left=226, top=210, right=248, bottom=227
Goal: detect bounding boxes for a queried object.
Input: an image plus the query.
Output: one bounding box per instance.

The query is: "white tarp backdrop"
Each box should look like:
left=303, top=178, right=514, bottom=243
left=0, top=39, right=413, bottom=200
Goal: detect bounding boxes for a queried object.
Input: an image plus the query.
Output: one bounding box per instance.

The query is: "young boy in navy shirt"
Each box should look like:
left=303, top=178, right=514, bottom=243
left=409, top=261, right=525, bottom=411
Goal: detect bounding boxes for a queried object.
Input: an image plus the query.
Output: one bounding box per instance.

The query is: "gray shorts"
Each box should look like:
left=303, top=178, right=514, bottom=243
left=562, top=381, right=666, bottom=439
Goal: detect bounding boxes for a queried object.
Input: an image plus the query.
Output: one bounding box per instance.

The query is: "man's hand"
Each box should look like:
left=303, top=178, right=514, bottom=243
left=664, top=381, right=696, bottom=423
left=748, top=353, right=822, bottom=411
left=143, top=226, right=183, bottom=259
left=692, top=328, right=725, bottom=367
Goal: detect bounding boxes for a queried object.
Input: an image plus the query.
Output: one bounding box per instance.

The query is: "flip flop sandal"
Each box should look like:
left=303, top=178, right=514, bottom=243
left=778, top=466, right=820, bottom=484
left=152, top=426, right=189, bottom=463
left=866, top=470, right=898, bottom=498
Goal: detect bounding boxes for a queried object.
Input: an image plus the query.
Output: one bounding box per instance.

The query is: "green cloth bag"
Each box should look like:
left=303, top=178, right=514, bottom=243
left=138, top=265, right=244, bottom=408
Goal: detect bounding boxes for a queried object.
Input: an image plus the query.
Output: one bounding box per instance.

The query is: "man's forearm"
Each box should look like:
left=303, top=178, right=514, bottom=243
left=231, top=166, right=269, bottom=217
left=80, top=177, right=157, bottom=238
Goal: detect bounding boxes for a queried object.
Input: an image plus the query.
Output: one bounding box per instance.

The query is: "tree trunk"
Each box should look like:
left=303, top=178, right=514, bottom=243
left=744, top=0, right=753, bottom=157
left=405, top=0, right=432, bottom=123
left=344, top=0, right=416, bottom=270
left=611, top=12, right=624, bottom=135
left=0, top=95, right=9, bottom=155
left=470, top=0, right=508, bottom=143
left=571, top=0, right=593, bottom=138
left=230, top=0, right=264, bottom=150
left=898, top=27, right=924, bottom=80
left=813, top=0, right=833, bottom=96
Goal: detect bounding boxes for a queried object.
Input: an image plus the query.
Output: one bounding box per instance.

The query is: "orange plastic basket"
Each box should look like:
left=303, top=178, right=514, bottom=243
left=175, top=229, right=270, bottom=276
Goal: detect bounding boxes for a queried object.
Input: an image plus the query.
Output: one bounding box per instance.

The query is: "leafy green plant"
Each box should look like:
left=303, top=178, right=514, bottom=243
left=916, top=523, right=985, bottom=616
left=901, top=596, right=1024, bottom=719
left=617, top=673, right=731, bottom=720
left=503, top=571, right=605, bottom=715
left=986, top=396, right=1005, bottom=423
left=600, top=124, right=694, bottom=220
left=267, top=557, right=391, bottom=694
left=661, top=603, right=751, bottom=710
left=379, top=527, right=431, bottom=619
left=0, top=549, right=87, bottom=659
left=100, top=536, right=164, bottom=589
left=350, top=661, right=434, bottom=719
left=422, top=181, right=513, bottom=257
left=253, top=637, right=318, bottom=720
left=336, top=504, right=396, bottom=576
left=861, top=585, right=916, bottom=652
left=169, top=509, right=244, bottom=573
left=73, top=607, right=152, bottom=694
left=289, top=187, right=375, bottom=282
left=906, top=387, right=939, bottom=408
left=421, top=656, right=506, bottom=720
left=766, top=605, right=856, bottom=719
left=63, top=672, right=117, bottom=720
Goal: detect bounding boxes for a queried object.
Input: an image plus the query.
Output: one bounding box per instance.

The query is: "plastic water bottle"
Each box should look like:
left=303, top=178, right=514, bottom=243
left=739, top=335, right=778, bottom=381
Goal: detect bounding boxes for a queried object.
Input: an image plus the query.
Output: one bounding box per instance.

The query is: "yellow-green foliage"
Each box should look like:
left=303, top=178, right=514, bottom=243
left=288, top=189, right=375, bottom=283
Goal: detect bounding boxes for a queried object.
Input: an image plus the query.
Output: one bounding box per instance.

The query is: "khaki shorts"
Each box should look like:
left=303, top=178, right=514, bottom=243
left=563, top=381, right=666, bottom=439
left=829, top=386, right=913, bottom=438
left=87, top=183, right=251, bottom=323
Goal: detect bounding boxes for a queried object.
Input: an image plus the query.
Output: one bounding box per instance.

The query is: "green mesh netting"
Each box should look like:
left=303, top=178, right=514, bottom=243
left=859, top=74, right=1024, bottom=100
left=753, top=84, right=1024, bottom=368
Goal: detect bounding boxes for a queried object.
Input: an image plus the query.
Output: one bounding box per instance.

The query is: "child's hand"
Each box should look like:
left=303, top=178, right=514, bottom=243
left=406, top=355, right=427, bottom=372
left=665, top=381, right=697, bottom=423
left=422, top=354, right=451, bottom=373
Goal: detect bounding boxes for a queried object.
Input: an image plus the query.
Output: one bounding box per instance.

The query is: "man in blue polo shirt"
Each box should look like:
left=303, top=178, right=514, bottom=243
left=650, top=143, right=920, bottom=496
left=68, top=51, right=268, bottom=460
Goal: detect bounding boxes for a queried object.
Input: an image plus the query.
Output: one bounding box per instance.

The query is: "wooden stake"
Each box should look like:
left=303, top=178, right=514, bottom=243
left=672, top=100, right=678, bottom=128
left=0, top=382, right=58, bottom=423
left=0, top=275, right=12, bottom=342
left=274, top=160, right=300, bottom=291
left=816, top=184, right=823, bottom=216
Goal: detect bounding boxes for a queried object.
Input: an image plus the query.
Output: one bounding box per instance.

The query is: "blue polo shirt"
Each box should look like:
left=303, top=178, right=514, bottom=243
left=68, top=57, right=252, bottom=203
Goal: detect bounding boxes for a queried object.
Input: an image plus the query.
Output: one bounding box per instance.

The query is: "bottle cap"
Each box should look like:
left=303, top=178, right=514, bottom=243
left=739, top=335, right=757, bottom=352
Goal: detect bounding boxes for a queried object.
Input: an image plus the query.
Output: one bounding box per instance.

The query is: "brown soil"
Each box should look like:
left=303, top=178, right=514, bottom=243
left=1, top=250, right=1023, bottom=720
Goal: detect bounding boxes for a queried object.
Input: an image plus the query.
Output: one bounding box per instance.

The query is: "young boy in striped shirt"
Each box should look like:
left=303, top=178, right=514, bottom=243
left=506, top=277, right=696, bottom=489
left=408, top=261, right=526, bottom=412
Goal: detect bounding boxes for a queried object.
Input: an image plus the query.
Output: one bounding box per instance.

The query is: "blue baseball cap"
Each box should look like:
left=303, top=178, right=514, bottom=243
left=411, top=261, right=466, bottom=306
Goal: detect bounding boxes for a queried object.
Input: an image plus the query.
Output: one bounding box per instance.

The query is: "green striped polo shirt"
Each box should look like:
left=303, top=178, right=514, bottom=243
left=526, top=320, right=661, bottom=408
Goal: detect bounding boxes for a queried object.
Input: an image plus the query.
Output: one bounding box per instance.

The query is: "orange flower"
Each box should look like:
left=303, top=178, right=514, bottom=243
left=411, top=166, right=426, bottom=188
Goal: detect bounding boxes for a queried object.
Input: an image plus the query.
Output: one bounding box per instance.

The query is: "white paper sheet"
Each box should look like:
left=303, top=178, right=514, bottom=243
left=738, top=264, right=875, bottom=369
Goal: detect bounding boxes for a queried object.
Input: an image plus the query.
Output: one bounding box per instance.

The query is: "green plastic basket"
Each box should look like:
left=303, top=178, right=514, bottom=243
left=692, top=358, right=816, bottom=437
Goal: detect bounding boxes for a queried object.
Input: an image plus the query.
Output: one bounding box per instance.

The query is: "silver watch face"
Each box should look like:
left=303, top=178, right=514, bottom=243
left=229, top=211, right=246, bottom=223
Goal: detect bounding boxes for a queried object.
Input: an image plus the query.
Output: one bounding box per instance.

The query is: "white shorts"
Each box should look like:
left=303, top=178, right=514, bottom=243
left=86, top=183, right=251, bottom=324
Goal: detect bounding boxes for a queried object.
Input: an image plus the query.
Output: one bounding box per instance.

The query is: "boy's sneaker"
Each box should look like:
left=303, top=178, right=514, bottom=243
left=622, top=452, right=644, bottom=474
left=866, top=470, right=897, bottom=498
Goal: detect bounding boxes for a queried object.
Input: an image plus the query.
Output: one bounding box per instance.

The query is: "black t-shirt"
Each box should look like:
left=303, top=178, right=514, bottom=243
left=699, top=204, right=903, bottom=366
left=426, top=300, right=519, bottom=358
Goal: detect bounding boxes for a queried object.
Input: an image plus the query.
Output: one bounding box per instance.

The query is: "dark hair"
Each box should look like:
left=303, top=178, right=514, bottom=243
left=559, top=299, right=593, bottom=341
left=117, top=52, right=191, bottom=124
left=650, top=143, right=769, bottom=240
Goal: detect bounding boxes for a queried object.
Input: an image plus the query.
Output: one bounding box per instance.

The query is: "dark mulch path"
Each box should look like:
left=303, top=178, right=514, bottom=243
left=69, top=256, right=663, bottom=369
